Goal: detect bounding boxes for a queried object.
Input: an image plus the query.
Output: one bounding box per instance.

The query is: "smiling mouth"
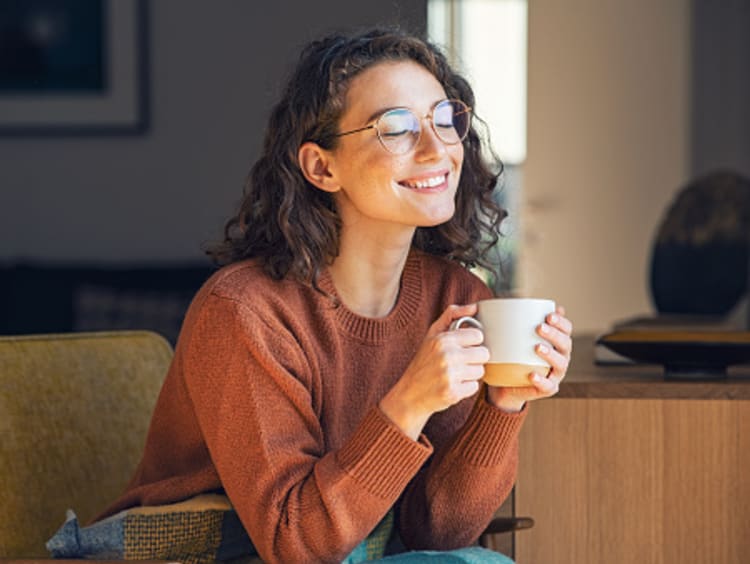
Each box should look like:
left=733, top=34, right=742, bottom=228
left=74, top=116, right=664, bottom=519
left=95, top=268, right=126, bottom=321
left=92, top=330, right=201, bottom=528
left=398, top=173, right=448, bottom=190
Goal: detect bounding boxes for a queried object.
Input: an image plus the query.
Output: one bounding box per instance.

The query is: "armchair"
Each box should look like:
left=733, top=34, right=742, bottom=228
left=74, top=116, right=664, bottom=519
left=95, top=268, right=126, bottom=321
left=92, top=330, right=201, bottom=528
left=0, top=331, right=530, bottom=561
left=0, top=331, right=172, bottom=558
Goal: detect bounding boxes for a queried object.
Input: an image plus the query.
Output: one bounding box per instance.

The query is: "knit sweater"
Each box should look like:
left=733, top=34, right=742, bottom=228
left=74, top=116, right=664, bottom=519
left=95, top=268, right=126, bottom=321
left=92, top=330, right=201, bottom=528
left=99, top=249, right=527, bottom=563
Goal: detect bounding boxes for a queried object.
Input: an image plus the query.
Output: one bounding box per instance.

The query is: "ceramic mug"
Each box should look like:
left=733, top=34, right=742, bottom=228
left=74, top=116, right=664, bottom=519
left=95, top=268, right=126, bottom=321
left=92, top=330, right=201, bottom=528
left=450, top=298, right=556, bottom=387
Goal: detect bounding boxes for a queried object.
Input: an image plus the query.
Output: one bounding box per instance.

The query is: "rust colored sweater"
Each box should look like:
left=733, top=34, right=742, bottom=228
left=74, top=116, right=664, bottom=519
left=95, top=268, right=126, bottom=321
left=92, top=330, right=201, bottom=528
left=100, top=249, right=526, bottom=563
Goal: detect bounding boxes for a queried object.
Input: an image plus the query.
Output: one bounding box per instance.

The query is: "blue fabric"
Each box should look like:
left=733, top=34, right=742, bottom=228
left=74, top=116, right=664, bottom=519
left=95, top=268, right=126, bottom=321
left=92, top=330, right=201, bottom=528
left=342, top=539, right=370, bottom=563
left=46, top=510, right=125, bottom=559
left=374, top=547, right=514, bottom=563
left=215, top=509, right=257, bottom=560
left=342, top=510, right=395, bottom=563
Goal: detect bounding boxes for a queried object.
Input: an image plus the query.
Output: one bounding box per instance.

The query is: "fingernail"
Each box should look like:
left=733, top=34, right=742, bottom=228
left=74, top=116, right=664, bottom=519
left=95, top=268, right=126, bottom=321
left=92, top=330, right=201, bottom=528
left=540, top=324, right=550, bottom=334
left=550, top=314, right=558, bottom=324
left=532, top=373, right=542, bottom=383
left=538, top=344, right=550, bottom=354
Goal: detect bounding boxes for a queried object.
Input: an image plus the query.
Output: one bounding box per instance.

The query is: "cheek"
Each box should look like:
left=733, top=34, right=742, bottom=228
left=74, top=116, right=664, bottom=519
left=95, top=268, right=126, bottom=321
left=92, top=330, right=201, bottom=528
left=348, top=142, right=399, bottom=171
left=361, top=153, right=410, bottom=187
left=454, top=144, right=465, bottom=169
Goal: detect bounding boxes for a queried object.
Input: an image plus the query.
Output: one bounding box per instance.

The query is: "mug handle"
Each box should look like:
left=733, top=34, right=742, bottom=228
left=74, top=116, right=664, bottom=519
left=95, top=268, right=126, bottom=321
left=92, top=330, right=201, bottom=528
left=449, top=316, right=483, bottom=331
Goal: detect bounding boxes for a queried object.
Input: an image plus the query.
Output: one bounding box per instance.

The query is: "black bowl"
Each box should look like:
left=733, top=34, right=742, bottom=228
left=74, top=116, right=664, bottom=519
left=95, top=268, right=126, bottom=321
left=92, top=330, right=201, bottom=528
left=596, top=330, right=750, bottom=380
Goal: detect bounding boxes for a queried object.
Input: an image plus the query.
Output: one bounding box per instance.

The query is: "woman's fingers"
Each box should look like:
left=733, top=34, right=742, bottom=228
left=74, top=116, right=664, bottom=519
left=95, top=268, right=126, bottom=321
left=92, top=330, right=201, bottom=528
left=427, top=303, right=479, bottom=337
left=536, top=342, right=569, bottom=376
left=529, top=371, right=560, bottom=396
left=538, top=320, right=572, bottom=356
left=450, top=326, right=485, bottom=348
left=548, top=310, right=573, bottom=340
left=530, top=308, right=573, bottom=397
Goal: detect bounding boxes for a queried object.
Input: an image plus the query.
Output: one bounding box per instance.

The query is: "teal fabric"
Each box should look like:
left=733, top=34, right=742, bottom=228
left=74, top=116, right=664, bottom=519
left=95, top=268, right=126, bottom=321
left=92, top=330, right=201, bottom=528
left=343, top=540, right=369, bottom=563
left=375, top=547, right=513, bottom=563
left=342, top=511, right=395, bottom=563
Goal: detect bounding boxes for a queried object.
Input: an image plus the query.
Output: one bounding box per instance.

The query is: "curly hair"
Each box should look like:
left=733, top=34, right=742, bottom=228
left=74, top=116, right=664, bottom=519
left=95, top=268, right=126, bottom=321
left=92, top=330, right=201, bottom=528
left=207, top=28, right=506, bottom=287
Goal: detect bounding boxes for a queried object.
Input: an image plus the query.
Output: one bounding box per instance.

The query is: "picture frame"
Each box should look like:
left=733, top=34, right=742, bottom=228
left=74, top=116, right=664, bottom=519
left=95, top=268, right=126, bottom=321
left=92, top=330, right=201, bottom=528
left=0, top=0, right=149, bottom=136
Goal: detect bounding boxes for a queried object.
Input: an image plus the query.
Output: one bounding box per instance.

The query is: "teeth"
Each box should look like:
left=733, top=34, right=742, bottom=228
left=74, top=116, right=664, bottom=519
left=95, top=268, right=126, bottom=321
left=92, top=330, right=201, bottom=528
left=403, top=174, right=446, bottom=189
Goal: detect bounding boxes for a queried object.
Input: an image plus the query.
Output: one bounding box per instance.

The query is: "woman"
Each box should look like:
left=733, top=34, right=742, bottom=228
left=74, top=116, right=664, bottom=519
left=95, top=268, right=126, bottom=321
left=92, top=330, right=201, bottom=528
left=101, top=28, right=572, bottom=562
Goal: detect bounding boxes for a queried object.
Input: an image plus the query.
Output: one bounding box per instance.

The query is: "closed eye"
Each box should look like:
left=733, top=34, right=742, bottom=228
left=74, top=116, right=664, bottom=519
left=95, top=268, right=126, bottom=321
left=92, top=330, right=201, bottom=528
left=381, top=128, right=412, bottom=138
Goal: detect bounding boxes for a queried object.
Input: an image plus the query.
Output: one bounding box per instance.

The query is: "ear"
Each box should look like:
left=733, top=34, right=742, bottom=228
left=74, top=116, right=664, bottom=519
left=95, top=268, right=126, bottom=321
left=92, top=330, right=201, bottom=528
left=298, top=142, right=340, bottom=193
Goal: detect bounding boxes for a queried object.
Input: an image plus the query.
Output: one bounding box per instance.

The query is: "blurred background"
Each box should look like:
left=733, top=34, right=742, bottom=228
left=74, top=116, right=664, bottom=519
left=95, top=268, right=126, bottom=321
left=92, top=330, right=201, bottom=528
left=0, top=0, right=748, bottom=339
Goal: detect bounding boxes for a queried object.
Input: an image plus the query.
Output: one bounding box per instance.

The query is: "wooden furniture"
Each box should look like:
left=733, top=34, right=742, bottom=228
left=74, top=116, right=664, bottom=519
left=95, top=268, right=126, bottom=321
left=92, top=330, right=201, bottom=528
left=514, top=336, right=750, bottom=564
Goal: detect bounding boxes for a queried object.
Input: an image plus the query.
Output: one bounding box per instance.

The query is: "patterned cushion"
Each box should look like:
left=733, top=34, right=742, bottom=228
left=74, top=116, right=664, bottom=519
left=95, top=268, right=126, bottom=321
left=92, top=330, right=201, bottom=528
left=46, top=494, right=256, bottom=564
left=47, top=494, right=394, bottom=564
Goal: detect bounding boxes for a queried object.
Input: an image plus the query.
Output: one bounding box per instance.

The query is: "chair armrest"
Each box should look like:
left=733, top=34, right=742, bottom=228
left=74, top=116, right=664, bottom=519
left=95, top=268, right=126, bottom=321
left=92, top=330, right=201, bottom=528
left=483, top=515, right=535, bottom=534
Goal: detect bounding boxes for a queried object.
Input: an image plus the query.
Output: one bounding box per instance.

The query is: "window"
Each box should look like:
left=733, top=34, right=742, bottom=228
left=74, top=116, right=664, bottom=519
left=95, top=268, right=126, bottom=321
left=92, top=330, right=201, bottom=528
left=428, top=0, right=528, bottom=291
left=428, top=0, right=527, bottom=164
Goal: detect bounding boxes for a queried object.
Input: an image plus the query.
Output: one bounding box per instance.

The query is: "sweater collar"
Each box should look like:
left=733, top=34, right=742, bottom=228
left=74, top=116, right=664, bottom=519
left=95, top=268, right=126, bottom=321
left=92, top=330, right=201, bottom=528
left=319, top=250, right=423, bottom=343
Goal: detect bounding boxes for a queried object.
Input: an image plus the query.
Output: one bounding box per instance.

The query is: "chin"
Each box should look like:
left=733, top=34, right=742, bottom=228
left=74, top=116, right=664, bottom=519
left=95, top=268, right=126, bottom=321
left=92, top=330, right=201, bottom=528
left=420, top=206, right=456, bottom=227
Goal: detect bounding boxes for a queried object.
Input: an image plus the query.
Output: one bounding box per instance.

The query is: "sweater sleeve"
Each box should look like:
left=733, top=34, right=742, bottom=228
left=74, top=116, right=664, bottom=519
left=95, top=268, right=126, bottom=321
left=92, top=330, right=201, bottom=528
left=393, top=267, right=526, bottom=550
left=181, top=293, right=432, bottom=563
left=397, top=394, right=527, bottom=550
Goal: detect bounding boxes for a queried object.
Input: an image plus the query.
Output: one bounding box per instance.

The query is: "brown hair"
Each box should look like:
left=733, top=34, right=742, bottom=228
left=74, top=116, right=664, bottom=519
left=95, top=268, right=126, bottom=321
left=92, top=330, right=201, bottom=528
left=207, top=28, right=506, bottom=286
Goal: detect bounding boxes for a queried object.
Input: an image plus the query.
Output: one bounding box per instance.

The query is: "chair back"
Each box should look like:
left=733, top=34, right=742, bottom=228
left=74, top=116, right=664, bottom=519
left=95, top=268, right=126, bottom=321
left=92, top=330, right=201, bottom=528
left=0, top=331, right=172, bottom=557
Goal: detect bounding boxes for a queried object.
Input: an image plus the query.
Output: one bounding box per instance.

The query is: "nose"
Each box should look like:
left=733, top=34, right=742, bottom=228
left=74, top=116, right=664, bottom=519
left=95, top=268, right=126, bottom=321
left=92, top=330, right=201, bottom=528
left=413, top=116, right=447, bottom=161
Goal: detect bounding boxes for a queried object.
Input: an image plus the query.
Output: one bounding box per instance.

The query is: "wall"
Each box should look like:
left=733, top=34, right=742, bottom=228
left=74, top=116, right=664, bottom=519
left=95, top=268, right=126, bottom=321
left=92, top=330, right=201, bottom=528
left=0, top=0, right=426, bottom=263
left=691, top=0, right=750, bottom=179
left=2, top=1, right=746, bottom=334
left=519, top=0, right=692, bottom=333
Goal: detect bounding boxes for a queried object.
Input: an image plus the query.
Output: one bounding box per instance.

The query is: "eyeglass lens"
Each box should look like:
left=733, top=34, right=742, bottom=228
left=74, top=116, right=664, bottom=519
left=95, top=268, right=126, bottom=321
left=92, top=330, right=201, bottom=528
left=377, top=100, right=470, bottom=154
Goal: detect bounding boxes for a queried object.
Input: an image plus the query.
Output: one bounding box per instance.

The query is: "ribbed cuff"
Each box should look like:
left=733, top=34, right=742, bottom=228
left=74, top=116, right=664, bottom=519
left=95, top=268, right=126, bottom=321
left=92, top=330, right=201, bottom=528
left=336, top=407, right=433, bottom=500
left=456, top=398, right=527, bottom=467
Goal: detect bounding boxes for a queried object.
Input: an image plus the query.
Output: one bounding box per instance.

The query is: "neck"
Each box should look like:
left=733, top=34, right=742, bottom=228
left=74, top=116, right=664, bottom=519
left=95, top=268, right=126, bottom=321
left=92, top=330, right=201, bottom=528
left=328, top=230, right=414, bottom=318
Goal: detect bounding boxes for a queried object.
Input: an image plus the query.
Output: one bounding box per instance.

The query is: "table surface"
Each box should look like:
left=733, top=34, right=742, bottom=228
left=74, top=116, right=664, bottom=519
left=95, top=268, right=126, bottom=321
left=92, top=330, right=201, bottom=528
left=560, top=335, right=750, bottom=399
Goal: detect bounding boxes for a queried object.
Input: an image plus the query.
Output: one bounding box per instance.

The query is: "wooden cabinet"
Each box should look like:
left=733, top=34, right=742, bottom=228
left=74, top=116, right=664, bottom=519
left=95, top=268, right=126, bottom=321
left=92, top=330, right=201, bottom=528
left=513, top=339, right=750, bottom=564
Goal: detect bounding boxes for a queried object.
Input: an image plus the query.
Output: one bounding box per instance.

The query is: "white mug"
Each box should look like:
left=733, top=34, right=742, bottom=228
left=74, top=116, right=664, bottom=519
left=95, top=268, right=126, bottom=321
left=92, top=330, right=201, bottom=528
left=450, top=298, right=556, bottom=387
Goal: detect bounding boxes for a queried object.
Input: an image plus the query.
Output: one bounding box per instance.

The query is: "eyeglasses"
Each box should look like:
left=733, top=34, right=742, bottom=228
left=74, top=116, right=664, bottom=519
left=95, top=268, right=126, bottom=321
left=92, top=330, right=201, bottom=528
left=332, top=98, right=472, bottom=155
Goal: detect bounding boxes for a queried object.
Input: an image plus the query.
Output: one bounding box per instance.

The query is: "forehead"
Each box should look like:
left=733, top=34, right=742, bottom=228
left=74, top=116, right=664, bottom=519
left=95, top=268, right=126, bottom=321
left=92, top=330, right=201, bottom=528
left=340, top=60, right=448, bottom=125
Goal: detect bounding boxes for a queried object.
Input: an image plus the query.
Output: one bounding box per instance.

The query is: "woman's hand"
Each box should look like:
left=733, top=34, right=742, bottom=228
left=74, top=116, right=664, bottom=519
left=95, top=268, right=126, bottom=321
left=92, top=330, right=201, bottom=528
left=379, top=304, right=490, bottom=440
left=487, top=306, right=573, bottom=413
